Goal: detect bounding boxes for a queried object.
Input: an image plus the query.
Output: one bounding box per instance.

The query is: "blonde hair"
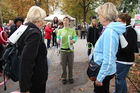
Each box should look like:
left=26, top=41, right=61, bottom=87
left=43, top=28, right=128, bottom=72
left=90, top=19, right=97, bottom=27
left=47, top=22, right=51, bottom=26
left=24, top=6, right=46, bottom=24
left=97, top=2, right=118, bottom=21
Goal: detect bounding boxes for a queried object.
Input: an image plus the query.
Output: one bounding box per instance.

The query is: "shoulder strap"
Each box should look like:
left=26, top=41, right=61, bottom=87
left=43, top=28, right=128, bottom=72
left=8, top=25, right=28, bottom=44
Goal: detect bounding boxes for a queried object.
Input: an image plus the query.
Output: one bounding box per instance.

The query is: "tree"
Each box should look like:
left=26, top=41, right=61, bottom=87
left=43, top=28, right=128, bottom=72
left=0, top=0, right=60, bottom=22
left=33, top=0, right=58, bottom=15
left=48, top=0, right=59, bottom=14
left=60, top=0, right=82, bottom=23
left=78, top=0, right=96, bottom=23
left=101, top=0, right=138, bottom=17
left=61, top=0, right=98, bottom=23
left=0, top=0, right=17, bottom=22
left=118, top=0, right=138, bottom=13
left=98, top=0, right=137, bottom=14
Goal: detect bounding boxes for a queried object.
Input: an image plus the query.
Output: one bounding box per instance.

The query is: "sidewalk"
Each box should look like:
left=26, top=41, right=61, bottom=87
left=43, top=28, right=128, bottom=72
left=0, top=38, right=137, bottom=93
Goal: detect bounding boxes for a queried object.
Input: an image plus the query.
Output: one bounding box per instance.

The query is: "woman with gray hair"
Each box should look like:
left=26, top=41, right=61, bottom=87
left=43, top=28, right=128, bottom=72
left=92, top=2, right=126, bottom=93
left=17, top=6, right=48, bottom=93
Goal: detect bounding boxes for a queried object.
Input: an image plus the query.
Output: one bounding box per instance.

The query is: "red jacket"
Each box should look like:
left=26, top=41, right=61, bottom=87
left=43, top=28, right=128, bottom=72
left=44, top=26, right=53, bottom=39
left=0, top=27, right=4, bottom=45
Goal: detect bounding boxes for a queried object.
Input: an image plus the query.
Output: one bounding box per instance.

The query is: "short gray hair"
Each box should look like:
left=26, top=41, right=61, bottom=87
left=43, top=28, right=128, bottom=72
left=24, top=6, right=46, bottom=23
left=96, top=2, right=118, bottom=21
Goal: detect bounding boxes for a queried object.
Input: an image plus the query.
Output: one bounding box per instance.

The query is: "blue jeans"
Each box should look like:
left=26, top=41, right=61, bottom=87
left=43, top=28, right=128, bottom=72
left=114, top=62, right=132, bottom=93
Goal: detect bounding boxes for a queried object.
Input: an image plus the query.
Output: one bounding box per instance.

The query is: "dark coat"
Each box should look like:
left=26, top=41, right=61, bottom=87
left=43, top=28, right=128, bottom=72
left=17, top=23, right=48, bottom=92
left=117, top=25, right=138, bottom=62
left=87, top=26, right=99, bottom=46
left=9, top=24, right=18, bottom=37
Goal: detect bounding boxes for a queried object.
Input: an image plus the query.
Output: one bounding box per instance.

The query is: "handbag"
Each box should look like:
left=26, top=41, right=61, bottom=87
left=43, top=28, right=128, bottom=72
left=87, top=55, right=101, bottom=81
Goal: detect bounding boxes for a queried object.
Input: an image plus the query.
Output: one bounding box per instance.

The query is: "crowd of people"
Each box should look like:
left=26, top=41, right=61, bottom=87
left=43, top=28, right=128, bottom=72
left=0, top=2, right=138, bottom=93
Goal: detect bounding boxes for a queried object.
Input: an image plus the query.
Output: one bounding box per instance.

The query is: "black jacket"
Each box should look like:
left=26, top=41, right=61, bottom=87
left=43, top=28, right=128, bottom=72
left=87, top=26, right=99, bottom=46
left=17, top=23, right=48, bottom=92
left=117, top=25, right=138, bottom=62
left=9, top=24, right=18, bottom=37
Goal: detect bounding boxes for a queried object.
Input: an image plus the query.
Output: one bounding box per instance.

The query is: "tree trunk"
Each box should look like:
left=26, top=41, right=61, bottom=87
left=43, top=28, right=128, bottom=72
left=34, top=0, right=38, bottom=6
left=83, top=0, right=86, bottom=23
left=45, top=0, right=49, bottom=16
left=123, top=7, right=126, bottom=13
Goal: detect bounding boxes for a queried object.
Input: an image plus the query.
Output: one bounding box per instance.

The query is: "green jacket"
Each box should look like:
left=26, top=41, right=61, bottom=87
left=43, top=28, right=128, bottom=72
left=57, top=27, right=77, bottom=52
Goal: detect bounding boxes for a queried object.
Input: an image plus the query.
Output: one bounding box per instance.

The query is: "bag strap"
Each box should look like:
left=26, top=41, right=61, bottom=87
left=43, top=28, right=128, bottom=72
left=8, top=25, right=28, bottom=44
left=3, top=69, right=6, bottom=91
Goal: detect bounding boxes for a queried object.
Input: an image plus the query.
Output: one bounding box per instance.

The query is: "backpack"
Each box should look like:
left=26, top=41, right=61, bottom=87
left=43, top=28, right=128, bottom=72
left=1, top=25, right=28, bottom=90
left=2, top=43, right=20, bottom=82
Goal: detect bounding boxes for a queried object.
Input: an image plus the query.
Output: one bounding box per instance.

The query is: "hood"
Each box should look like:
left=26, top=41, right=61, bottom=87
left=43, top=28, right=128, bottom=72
left=106, top=22, right=126, bottom=35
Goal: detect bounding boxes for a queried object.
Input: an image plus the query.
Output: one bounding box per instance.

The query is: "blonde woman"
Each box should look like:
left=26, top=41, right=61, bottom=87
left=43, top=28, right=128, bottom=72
left=87, top=18, right=99, bottom=55
left=44, top=22, right=53, bottom=48
left=92, top=2, right=126, bottom=93
left=17, top=6, right=48, bottom=93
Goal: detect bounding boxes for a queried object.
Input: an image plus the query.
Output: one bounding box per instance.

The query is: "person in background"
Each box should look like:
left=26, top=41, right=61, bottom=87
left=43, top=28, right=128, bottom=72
left=0, top=25, right=4, bottom=75
left=57, top=16, right=77, bottom=85
left=3, top=23, right=7, bottom=29
left=92, top=2, right=126, bottom=93
left=80, top=22, right=87, bottom=39
left=55, top=21, right=63, bottom=35
left=114, top=13, right=138, bottom=93
left=97, top=22, right=103, bottom=36
left=44, top=22, right=53, bottom=48
left=5, top=20, right=13, bottom=35
left=85, top=22, right=89, bottom=33
left=9, top=17, right=24, bottom=37
left=17, top=6, right=48, bottom=93
left=40, top=23, right=46, bottom=40
left=58, top=21, right=64, bottom=29
left=52, top=16, right=59, bottom=47
left=87, top=18, right=99, bottom=56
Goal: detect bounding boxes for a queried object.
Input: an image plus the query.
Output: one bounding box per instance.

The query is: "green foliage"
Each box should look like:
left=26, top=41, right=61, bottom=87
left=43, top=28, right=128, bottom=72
left=61, top=0, right=98, bottom=23
left=0, top=0, right=17, bottom=23
left=118, top=0, right=138, bottom=13
left=1, top=7, right=17, bottom=23
left=0, top=0, right=139, bottom=24
left=0, top=0, right=59, bottom=23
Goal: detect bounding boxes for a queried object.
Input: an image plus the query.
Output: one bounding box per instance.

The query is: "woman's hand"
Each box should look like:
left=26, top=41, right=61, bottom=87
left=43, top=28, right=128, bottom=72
left=57, top=40, right=60, bottom=45
left=95, top=80, right=103, bottom=86
left=88, top=42, right=90, bottom=45
left=70, top=40, right=74, bottom=44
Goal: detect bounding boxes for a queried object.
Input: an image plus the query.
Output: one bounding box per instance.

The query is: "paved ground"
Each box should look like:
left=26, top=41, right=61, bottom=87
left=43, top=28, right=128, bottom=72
left=0, top=38, right=138, bottom=93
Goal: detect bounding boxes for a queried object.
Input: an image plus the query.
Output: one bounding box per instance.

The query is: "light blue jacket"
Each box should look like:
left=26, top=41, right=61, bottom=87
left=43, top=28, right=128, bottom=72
left=93, top=22, right=126, bottom=82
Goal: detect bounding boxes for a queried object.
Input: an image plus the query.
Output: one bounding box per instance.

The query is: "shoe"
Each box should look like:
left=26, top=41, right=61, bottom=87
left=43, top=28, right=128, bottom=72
left=62, top=79, right=67, bottom=84
left=69, top=78, right=74, bottom=84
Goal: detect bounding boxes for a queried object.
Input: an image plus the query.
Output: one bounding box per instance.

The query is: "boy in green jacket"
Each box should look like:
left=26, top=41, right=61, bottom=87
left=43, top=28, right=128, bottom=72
left=57, top=16, right=77, bottom=84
